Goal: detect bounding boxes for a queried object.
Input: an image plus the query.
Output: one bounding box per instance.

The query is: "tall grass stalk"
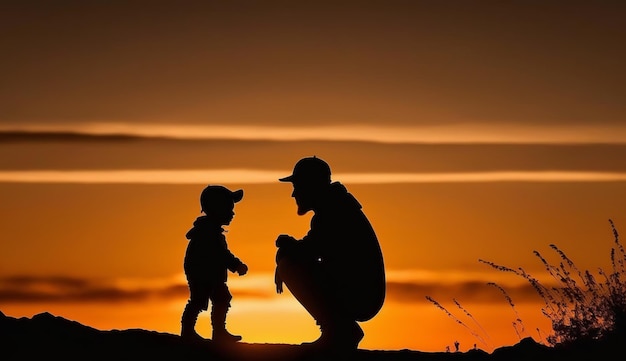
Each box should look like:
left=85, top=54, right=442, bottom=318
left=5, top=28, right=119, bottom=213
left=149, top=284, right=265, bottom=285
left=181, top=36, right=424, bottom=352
left=487, top=282, right=526, bottom=339
left=425, top=296, right=490, bottom=349
left=453, top=298, right=492, bottom=345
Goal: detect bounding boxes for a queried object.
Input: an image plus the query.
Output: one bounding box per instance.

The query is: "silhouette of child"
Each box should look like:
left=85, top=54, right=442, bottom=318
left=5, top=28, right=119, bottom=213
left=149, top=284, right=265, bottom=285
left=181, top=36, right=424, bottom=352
left=180, top=185, right=248, bottom=343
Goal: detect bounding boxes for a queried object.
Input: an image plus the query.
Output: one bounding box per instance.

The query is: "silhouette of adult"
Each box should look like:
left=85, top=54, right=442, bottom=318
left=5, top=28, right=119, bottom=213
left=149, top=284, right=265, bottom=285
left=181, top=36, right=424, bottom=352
left=274, top=156, right=385, bottom=350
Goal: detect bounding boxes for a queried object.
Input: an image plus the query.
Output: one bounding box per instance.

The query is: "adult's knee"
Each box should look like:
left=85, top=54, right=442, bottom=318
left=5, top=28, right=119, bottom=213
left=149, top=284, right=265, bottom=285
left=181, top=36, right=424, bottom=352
left=275, top=244, right=303, bottom=264
left=276, top=249, right=311, bottom=279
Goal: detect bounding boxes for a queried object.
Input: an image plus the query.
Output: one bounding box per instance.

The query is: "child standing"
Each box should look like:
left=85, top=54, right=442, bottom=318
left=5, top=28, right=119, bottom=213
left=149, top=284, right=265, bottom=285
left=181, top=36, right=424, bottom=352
left=180, top=185, right=248, bottom=343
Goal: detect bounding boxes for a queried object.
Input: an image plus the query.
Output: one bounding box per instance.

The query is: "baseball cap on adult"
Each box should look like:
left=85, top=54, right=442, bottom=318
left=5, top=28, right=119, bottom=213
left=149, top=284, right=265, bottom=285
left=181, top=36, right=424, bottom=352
left=279, top=156, right=331, bottom=184
left=200, top=185, right=243, bottom=212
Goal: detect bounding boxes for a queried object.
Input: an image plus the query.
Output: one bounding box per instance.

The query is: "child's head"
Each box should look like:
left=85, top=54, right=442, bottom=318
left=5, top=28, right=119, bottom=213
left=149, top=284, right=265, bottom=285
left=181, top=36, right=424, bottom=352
left=200, top=185, right=243, bottom=225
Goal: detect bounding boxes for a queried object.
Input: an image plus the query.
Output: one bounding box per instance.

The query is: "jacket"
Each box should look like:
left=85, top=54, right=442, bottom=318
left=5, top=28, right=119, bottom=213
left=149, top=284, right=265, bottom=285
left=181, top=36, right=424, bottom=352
left=184, top=216, right=243, bottom=284
left=299, top=182, right=386, bottom=321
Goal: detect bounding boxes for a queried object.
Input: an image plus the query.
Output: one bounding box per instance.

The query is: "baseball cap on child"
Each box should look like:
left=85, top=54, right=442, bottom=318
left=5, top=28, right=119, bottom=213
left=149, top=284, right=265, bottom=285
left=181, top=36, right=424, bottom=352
left=200, top=185, right=243, bottom=212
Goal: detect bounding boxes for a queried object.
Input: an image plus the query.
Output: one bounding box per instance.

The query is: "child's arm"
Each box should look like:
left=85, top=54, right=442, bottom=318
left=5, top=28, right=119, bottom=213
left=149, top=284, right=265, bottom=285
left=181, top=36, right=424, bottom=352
left=236, top=263, right=248, bottom=276
left=224, top=249, right=247, bottom=276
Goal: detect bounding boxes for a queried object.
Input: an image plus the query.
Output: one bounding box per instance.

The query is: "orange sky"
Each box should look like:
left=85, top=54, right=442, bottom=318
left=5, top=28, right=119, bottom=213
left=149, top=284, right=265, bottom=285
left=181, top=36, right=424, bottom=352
left=1, top=0, right=626, bottom=353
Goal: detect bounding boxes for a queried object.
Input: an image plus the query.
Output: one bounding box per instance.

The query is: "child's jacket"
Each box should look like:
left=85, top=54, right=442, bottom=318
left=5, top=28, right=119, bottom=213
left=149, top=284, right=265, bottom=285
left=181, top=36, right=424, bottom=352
left=184, top=216, right=244, bottom=284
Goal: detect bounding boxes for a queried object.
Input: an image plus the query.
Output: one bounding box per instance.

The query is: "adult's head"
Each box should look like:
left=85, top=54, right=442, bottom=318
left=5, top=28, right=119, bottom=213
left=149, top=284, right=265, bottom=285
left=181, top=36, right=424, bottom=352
left=279, top=156, right=332, bottom=215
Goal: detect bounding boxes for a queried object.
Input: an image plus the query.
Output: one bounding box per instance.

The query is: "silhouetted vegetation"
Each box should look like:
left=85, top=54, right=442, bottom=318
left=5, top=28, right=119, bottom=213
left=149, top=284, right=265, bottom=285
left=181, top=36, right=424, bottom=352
left=480, top=219, right=626, bottom=346
left=429, top=219, right=626, bottom=350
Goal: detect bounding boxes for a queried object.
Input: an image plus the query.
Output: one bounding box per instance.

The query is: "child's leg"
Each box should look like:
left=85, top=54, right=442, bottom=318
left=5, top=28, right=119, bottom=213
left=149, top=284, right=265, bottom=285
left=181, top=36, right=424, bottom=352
left=181, top=282, right=210, bottom=340
left=210, top=284, right=241, bottom=342
left=181, top=301, right=202, bottom=337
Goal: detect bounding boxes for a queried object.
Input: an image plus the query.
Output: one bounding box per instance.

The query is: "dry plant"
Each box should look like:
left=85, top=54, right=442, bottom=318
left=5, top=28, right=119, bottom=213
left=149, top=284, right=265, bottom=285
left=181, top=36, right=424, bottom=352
left=479, top=218, right=626, bottom=346
left=427, top=218, right=626, bottom=349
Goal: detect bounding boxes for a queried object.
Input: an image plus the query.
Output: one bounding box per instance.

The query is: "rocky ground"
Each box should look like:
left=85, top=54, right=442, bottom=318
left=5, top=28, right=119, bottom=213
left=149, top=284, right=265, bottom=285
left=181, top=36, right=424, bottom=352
left=0, top=310, right=619, bottom=360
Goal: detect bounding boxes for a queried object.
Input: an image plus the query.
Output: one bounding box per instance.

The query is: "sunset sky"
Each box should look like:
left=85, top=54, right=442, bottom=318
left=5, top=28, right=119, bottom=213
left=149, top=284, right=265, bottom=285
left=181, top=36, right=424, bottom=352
left=2, top=0, right=626, bottom=353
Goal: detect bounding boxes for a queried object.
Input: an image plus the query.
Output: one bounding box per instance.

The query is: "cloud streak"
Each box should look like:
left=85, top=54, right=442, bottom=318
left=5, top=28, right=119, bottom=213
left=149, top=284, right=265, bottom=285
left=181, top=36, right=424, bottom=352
left=3, top=122, right=626, bottom=144
left=0, top=275, right=273, bottom=304
left=0, top=271, right=554, bottom=305
left=2, top=169, right=626, bottom=184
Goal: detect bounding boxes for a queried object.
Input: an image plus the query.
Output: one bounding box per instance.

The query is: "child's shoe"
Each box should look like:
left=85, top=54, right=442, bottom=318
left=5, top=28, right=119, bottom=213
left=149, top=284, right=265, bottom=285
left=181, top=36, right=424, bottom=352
left=212, top=328, right=242, bottom=343
left=181, top=328, right=205, bottom=343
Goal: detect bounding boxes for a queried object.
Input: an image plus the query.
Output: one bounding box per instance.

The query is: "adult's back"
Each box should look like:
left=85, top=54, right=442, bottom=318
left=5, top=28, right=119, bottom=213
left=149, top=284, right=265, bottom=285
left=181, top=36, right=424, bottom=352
left=305, top=181, right=386, bottom=321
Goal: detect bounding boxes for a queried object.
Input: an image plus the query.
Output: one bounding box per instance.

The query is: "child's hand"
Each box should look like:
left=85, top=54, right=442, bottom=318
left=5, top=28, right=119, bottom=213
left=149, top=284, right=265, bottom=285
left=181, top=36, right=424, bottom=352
left=237, top=263, right=248, bottom=276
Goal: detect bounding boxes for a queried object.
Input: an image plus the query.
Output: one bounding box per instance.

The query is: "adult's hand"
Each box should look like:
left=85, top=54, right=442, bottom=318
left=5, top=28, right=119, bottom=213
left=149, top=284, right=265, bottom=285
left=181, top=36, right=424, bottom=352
left=275, top=234, right=296, bottom=248
left=275, top=271, right=283, bottom=294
